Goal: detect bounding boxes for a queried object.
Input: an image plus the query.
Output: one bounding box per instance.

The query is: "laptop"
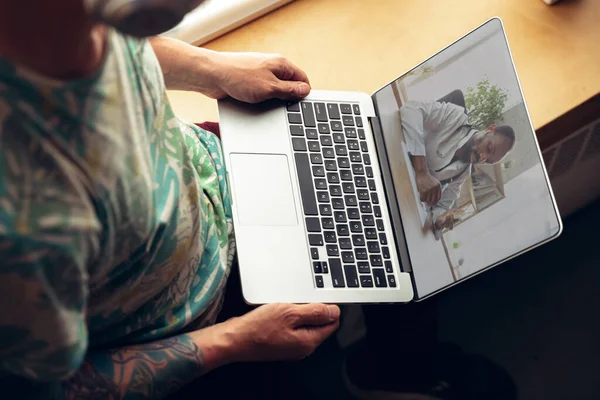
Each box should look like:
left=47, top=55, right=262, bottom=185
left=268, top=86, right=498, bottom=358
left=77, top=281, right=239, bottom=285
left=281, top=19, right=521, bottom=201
left=217, top=17, right=562, bottom=304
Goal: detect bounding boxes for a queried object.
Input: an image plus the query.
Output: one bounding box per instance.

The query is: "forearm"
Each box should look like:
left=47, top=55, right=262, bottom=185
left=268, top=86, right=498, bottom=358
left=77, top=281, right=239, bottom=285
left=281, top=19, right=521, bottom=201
left=62, top=323, right=238, bottom=400
left=149, top=36, right=222, bottom=93
left=410, top=155, right=428, bottom=174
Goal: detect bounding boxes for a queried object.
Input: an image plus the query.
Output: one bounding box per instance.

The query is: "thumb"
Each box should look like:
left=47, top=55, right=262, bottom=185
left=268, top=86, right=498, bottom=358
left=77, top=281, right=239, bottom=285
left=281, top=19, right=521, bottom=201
left=273, top=81, right=311, bottom=100
left=294, top=304, right=340, bottom=326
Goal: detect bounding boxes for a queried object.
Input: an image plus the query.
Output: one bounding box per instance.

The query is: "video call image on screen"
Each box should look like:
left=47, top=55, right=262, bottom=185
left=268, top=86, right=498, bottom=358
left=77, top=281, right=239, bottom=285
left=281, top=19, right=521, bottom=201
left=373, top=19, right=561, bottom=297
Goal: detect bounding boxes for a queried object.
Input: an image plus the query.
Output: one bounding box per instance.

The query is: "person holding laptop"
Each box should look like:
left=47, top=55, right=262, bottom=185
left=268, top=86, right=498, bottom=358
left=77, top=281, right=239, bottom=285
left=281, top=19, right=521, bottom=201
left=0, top=1, right=516, bottom=399
left=400, top=98, right=516, bottom=233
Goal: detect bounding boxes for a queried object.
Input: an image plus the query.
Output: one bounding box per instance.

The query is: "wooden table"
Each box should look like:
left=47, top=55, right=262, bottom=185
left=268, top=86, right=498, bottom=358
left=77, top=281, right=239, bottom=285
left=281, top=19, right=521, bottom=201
left=168, top=0, right=600, bottom=145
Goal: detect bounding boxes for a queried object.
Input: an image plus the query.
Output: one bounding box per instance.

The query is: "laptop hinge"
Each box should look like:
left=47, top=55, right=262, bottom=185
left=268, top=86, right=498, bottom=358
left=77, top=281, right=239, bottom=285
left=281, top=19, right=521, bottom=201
left=368, top=116, right=413, bottom=273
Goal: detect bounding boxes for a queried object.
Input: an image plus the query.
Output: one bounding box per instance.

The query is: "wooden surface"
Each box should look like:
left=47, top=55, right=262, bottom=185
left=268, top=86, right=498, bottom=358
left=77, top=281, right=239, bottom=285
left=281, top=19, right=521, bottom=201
left=168, top=0, right=600, bottom=132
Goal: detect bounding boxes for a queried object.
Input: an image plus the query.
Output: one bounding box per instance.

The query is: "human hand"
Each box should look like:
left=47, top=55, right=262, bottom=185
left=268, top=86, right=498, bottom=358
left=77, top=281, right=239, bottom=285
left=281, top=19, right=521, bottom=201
left=434, top=209, right=459, bottom=231
left=415, top=171, right=442, bottom=206
left=207, top=52, right=311, bottom=103
left=226, top=303, right=340, bottom=362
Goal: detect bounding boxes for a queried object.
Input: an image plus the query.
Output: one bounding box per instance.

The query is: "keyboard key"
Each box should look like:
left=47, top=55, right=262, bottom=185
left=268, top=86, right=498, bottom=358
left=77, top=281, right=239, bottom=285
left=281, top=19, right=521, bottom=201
left=387, top=275, right=397, bottom=287
left=357, top=189, right=369, bottom=200
left=332, top=198, right=344, bottom=209
left=318, top=123, right=331, bottom=134
left=306, top=217, right=320, bottom=232
left=313, top=261, right=323, bottom=273
left=311, top=248, right=319, bottom=260
left=317, top=191, right=329, bottom=203
left=366, top=166, right=374, bottom=178
left=382, top=246, right=390, bottom=259
left=342, top=115, right=355, bottom=126
left=379, top=233, right=387, bottom=245
left=374, top=206, right=382, bottom=217
left=322, top=218, right=334, bottom=229
left=370, top=254, right=383, bottom=266
left=342, top=251, right=355, bottom=263
left=327, top=245, right=340, bottom=257
left=322, top=262, right=329, bottom=273
left=324, top=231, right=337, bottom=243
left=385, top=260, right=393, bottom=273
left=350, top=152, right=362, bottom=162
left=294, top=153, right=318, bottom=216
left=333, top=132, right=345, bottom=143
left=287, top=102, right=300, bottom=112
left=363, top=154, right=371, bottom=165
left=315, top=178, right=327, bottom=190
left=292, top=138, right=307, bottom=151
left=350, top=221, right=362, bottom=233
left=338, top=157, right=350, bottom=168
left=335, top=145, right=348, bottom=156
left=323, top=148, right=335, bottom=158
left=352, top=165, right=365, bottom=175
left=316, top=275, right=324, bottom=288
left=301, top=102, right=316, bottom=127
left=308, top=141, right=321, bottom=152
left=355, top=248, right=368, bottom=260
left=362, top=215, right=375, bottom=226
left=340, top=104, right=352, bottom=114
left=352, top=234, right=365, bottom=246
left=327, top=173, right=340, bottom=184
left=348, top=208, right=360, bottom=220
left=331, top=121, right=343, bottom=131
left=360, top=202, right=372, bottom=214
left=344, top=265, right=360, bottom=287
left=347, top=140, right=359, bottom=150
left=356, top=117, right=363, bottom=127
left=371, top=192, right=379, bottom=204
left=290, top=125, right=304, bottom=136
left=339, top=237, right=352, bottom=249
left=334, top=211, right=347, bottom=223
left=312, top=165, right=325, bottom=177
left=355, top=177, right=367, bottom=187
left=306, top=128, right=319, bottom=139
left=358, top=262, right=370, bottom=274
left=344, top=195, right=358, bottom=207
left=336, top=224, right=350, bottom=236
left=324, top=160, right=337, bottom=171
left=369, top=179, right=376, bottom=191
left=367, top=241, right=380, bottom=253
left=360, top=275, right=374, bottom=287
left=342, top=182, right=355, bottom=193
left=329, top=185, right=342, bottom=197
left=327, top=103, right=341, bottom=120
left=288, top=113, right=302, bottom=124
left=360, top=141, right=368, bottom=152
left=352, top=104, right=361, bottom=115
left=310, top=154, right=323, bottom=164
left=358, top=128, right=366, bottom=139
left=340, top=170, right=353, bottom=181
left=376, top=219, right=384, bottom=231
left=309, top=234, right=324, bottom=246
left=320, top=135, right=333, bottom=146
left=314, top=102, right=328, bottom=122
left=365, top=228, right=377, bottom=240
left=329, top=258, right=345, bottom=287
left=319, top=204, right=332, bottom=216
left=345, top=128, right=357, bottom=138
left=373, top=269, right=387, bottom=287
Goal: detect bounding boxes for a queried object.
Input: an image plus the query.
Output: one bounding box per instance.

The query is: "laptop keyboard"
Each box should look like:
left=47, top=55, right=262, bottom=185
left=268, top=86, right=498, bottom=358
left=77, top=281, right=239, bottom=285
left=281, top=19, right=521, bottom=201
left=287, top=101, right=397, bottom=289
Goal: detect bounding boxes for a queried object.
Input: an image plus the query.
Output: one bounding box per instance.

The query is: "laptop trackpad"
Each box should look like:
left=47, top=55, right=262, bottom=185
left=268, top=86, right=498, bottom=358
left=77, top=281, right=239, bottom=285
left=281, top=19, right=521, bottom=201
left=229, top=153, right=298, bottom=227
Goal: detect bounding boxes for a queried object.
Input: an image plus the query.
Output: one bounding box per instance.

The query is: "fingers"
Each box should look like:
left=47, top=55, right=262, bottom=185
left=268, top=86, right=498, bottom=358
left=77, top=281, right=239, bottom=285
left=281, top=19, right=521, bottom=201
left=293, top=303, right=340, bottom=326
left=271, top=80, right=311, bottom=101
left=269, top=56, right=310, bottom=84
left=268, top=56, right=311, bottom=100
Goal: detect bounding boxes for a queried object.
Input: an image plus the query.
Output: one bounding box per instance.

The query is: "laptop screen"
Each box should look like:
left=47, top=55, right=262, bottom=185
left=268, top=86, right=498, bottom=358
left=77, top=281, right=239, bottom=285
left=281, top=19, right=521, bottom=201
left=372, top=18, right=561, bottom=299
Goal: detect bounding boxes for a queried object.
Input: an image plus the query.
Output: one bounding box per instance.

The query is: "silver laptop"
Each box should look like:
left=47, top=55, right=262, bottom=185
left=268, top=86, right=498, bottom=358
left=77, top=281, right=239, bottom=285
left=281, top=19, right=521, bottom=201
left=217, top=18, right=562, bottom=304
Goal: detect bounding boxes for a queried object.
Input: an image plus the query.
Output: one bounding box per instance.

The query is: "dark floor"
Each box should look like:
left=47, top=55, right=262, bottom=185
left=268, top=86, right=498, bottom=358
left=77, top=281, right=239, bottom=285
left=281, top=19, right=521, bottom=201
left=293, top=200, right=600, bottom=400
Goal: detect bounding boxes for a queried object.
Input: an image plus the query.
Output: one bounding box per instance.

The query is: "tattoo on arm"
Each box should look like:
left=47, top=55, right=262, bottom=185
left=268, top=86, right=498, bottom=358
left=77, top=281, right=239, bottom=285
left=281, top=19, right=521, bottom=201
left=62, top=335, right=204, bottom=400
